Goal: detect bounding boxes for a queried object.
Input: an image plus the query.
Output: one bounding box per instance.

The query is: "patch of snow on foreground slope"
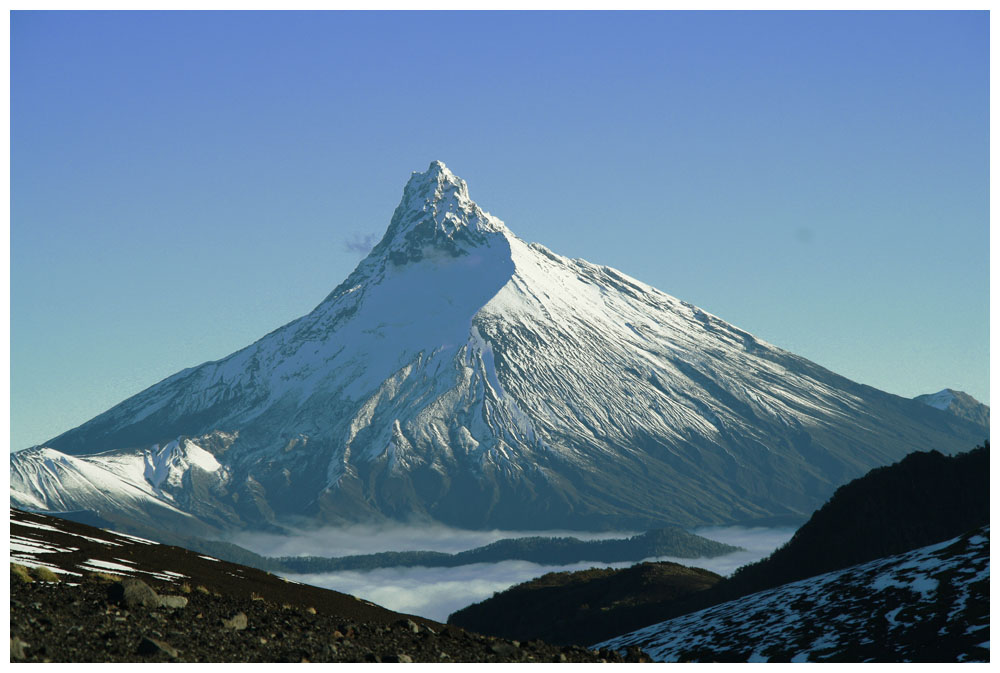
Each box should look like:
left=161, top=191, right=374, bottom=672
left=596, top=527, right=990, bottom=663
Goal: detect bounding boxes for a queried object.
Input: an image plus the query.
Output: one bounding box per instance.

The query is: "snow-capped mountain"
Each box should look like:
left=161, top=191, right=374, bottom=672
left=11, top=162, right=988, bottom=535
left=595, top=527, right=990, bottom=662
left=914, top=389, right=990, bottom=429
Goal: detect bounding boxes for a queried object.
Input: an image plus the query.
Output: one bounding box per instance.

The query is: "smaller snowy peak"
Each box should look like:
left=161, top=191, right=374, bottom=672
left=916, top=389, right=956, bottom=411
left=913, top=389, right=989, bottom=430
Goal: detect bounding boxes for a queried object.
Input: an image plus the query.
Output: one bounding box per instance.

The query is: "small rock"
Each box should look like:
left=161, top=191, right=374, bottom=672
left=222, top=612, right=248, bottom=630
left=11, top=636, right=30, bottom=660
left=109, top=578, right=161, bottom=609
left=137, top=637, right=179, bottom=659
left=556, top=653, right=568, bottom=662
left=491, top=642, right=521, bottom=659
left=397, top=618, right=421, bottom=634
left=158, top=595, right=188, bottom=609
left=331, top=630, right=345, bottom=640
left=624, top=646, right=649, bottom=663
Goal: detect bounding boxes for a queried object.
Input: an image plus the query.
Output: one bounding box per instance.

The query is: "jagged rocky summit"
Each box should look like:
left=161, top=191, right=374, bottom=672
left=10, top=162, right=988, bottom=536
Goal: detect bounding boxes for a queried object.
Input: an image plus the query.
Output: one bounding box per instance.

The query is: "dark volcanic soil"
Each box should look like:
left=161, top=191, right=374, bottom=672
left=11, top=570, right=646, bottom=663
left=9, top=508, right=648, bottom=662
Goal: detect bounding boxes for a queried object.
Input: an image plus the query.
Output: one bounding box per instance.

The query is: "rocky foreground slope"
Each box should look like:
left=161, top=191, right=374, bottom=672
left=9, top=508, right=644, bottom=663
left=11, top=161, right=987, bottom=536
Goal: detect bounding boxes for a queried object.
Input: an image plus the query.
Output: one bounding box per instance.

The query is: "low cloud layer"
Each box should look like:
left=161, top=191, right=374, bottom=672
left=228, top=523, right=637, bottom=558
left=682, top=525, right=797, bottom=577
left=269, top=526, right=795, bottom=623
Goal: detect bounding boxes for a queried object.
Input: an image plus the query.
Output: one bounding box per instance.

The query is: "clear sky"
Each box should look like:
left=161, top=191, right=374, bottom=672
left=11, top=10, right=989, bottom=451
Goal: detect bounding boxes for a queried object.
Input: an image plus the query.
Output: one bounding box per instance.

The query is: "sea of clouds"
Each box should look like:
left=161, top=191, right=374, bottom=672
left=229, top=524, right=795, bottom=622
left=229, top=523, right=634, bottom=557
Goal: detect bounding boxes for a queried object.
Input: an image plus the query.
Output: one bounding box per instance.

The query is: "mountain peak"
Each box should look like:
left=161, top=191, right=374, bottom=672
left=374, top=161, right=506, bottom=265
left=401, top=160, right=471, bottom=212
left=416, top=159, right=458, bottom=185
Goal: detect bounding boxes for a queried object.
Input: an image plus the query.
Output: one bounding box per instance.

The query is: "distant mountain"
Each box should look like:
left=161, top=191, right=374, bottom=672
left=10, top=161, right=988, bottom=536
left=275, top=527, right=741, bottom=573
left=449, top=562, right=723, bottom=647
left=914, top=389, right=989, bottom=429
left=596, top=527, right=989, bottom=662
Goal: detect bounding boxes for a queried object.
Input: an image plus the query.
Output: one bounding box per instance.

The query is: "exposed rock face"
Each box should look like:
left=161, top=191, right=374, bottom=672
left=10, top=162, right=988, bottom=535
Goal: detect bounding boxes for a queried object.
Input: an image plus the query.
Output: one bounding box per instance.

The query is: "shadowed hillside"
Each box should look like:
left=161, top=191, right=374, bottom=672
left=714, top=442, right=989, bottom=604
left=449, top=562, right=722, bottom=646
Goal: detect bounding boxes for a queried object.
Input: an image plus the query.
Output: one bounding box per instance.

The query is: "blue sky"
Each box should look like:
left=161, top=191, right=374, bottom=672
left=11, top=10, right=989, bottom=451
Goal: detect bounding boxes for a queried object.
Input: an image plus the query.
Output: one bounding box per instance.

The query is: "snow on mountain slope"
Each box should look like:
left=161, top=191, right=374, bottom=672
left=10, top=161, right=988, bottom=535
left=595, top=527, right=990, bottom=662
left=10, top=437, right=232, bottom=536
